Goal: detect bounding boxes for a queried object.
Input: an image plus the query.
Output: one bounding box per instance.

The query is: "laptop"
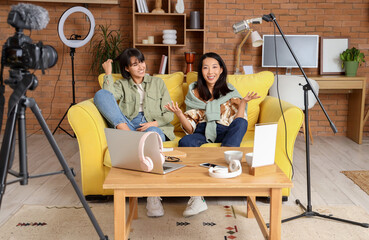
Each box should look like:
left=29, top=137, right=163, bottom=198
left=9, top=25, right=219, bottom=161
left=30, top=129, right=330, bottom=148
left=104, top=128, right=186, bottom=174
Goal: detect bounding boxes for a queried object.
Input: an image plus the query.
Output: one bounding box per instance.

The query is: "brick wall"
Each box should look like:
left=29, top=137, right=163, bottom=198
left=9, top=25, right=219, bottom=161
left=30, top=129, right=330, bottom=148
left=0, top=0, right=368, bottom=137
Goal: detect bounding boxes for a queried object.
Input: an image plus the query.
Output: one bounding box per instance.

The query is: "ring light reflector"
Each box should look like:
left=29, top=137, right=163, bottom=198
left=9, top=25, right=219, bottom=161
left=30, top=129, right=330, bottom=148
left=58, top=6, right=95, bottom=48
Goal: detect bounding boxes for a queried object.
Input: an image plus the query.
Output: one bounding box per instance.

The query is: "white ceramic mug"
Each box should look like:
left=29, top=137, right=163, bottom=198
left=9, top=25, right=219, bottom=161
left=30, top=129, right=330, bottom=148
left=224, top=150, right=243, bottom=164
left=245, top=152, right=253, bottom=166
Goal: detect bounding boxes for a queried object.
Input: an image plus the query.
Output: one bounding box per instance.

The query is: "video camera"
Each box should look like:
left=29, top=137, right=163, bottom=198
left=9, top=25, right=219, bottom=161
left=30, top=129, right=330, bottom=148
left=1, top=3, right=58, bottom=88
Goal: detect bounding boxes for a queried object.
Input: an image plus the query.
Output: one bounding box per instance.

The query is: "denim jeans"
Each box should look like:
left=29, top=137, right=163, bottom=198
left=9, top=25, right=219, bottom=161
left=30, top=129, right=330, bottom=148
left=94, top=89, right=166, bottom=141
left=178, top=117, right=248, bottom=147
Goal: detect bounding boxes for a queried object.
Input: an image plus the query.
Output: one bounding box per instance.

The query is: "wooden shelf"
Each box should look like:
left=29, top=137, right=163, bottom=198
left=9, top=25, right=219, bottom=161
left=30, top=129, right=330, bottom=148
left=134, top=13, right=186, bottom=16
left=15, top=0, right=119, bottom=3
left=132, top=0, right=206, bottom=74
left=135, top=43, right=186, bottom=47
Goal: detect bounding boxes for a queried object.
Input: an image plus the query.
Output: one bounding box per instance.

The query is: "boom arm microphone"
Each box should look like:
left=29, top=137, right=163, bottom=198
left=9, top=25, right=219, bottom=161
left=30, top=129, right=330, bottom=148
left=232, top=17, right=262, bottom=34
left=262, top=13, right=275, bottom=22
left=8, top=3, right=49, bottom=30
left=233, top=14, right=278, bottom=34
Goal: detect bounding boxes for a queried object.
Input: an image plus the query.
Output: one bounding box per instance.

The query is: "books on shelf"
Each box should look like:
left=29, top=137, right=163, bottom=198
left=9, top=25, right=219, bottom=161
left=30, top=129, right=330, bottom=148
left=142, top=0, right=149, bottom=13
left=136, top=0, right=142, bottom=13
left=159, top=55, right=168, bottom=74
left=136, top=0, right=149, bottom=13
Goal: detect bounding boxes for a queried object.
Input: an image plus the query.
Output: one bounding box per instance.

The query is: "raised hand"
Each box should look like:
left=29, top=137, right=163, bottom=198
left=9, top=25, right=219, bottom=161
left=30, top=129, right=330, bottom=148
left=164, top=101, right=183, bottom=116
left=242, top=91, right=261, bottom=103
left=102, top=59, right=113, bottom=75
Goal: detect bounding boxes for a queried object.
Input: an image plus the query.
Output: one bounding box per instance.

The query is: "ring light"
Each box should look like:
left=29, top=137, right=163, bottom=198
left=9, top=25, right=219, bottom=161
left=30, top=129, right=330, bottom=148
left=58, top=6, right=95, bottom=48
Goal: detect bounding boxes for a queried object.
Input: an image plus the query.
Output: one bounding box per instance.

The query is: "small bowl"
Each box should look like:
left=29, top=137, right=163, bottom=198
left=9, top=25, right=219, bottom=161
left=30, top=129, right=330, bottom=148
left=245, top=152, right=253, bottom=166
left=224, top=150, right=243, bottom=164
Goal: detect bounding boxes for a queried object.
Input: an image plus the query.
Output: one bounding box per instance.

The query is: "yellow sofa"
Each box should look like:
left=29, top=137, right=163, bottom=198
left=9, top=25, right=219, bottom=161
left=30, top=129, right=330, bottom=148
left=67, top=71, right=303, bottom=198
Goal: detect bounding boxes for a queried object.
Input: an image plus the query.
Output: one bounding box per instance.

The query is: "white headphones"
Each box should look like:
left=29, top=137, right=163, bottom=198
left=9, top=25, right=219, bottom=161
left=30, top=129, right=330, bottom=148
left=208, top=160, right=242, bottom=178
left=138, top=132, right=165, bottom=172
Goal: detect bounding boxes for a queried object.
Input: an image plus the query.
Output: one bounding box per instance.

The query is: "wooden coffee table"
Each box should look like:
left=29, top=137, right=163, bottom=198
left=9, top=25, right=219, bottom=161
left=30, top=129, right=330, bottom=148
left=103, top=147, right=292, bottom=240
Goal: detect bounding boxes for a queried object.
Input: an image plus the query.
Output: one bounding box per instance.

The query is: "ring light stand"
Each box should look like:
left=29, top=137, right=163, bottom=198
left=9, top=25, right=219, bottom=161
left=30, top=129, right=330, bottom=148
left=53, top=6, right=95, bottom=137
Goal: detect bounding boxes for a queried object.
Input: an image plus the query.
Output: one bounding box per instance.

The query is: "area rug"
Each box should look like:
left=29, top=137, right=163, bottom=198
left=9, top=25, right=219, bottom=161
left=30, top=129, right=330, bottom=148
left=1, top=202, right=369, bottom=240
left=341, top=170, right=369, bottom=195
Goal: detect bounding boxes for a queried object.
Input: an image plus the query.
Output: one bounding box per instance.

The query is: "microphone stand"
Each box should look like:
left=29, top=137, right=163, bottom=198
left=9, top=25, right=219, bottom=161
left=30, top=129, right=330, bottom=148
left=263, top=13, right=368, bottom=228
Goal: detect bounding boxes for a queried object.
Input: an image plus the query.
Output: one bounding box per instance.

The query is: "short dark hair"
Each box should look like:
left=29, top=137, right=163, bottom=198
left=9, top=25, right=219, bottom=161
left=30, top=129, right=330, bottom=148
left=117, top=48, right=145, bottom=79
left=196, top=52, right=231, bottom=101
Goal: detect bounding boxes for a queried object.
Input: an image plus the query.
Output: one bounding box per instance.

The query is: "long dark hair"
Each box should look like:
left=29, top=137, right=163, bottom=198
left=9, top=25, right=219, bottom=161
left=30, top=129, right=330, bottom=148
left=117, top=48, right=145, bottom=79
left=196, top=52, right=231, bottom=101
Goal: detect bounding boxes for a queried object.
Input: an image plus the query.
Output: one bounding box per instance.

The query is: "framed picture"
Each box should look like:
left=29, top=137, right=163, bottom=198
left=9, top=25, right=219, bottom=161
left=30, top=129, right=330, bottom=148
left=320, top=37, right=349, bottom=75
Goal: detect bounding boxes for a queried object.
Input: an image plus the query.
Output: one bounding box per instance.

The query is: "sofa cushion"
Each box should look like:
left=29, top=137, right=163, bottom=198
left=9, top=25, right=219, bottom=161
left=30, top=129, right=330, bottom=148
left=98, top=72, right=185, bottom=132
left=186, top=71, right=198, bottom=85
left=183, top=71, right=274, bottom=131
left=155, top=72, right=185, bottom=132
left=228, top=71, right=274, bottom=131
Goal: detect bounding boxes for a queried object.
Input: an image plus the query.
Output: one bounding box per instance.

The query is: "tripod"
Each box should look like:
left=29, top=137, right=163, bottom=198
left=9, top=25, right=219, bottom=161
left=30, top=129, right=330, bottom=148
left=52, top=45, right=77, bottom=137
left=0, top=70, right=109, bottom=239
left=263, top=13, right=369, bottom=228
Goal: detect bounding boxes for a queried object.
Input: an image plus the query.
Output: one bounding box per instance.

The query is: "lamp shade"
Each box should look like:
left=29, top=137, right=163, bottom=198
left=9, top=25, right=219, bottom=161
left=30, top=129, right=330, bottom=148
left=251, top=31, right=263, bottom=47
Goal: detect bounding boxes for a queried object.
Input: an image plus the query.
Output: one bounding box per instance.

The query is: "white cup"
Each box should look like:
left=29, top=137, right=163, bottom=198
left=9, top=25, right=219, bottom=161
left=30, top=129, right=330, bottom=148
left=142, top=39, right=149, bottom=44
left=148, top=36, right=154, bottom=44
left=224, top=150, right=243, bottom=164
left=245, top=152, right=253, bottom=166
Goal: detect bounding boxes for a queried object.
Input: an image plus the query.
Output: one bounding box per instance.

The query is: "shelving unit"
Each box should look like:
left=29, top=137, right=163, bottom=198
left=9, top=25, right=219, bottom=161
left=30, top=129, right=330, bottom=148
left=132, top=0, right=206, bottom=74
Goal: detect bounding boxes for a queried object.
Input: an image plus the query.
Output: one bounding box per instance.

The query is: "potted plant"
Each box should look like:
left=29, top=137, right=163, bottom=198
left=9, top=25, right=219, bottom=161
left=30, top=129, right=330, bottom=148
left=340, top=47, right=365, bottom=77
left=89, top=24, right=126, bottom=74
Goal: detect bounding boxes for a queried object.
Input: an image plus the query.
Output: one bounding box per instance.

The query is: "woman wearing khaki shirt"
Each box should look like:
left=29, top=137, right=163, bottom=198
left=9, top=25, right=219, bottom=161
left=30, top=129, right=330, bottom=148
left=94, top=47, right=174, bottom=141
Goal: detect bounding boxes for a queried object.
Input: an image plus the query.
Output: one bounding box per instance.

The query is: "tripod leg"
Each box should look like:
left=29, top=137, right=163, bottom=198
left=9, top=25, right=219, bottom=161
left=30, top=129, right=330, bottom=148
left=26, top=98, right=108, bottom=240
left=0, top=104, right=19, bottom=206
left=18, top=103, right=28, bottom=185
left=52, top=103, right=75, bottom=138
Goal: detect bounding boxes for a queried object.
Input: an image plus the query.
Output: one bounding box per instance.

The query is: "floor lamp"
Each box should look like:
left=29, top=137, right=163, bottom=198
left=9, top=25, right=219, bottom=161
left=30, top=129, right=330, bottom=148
left=258, top=13, right=368, bottom=228
left=233, top=18, right=263, bottom=74
left=53, top=6, right=95, bottom=137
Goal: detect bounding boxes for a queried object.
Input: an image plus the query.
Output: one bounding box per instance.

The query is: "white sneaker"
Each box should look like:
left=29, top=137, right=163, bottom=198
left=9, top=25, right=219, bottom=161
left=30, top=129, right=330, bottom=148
left=183, top=196, right=208, bottom=217
left=146, top=197, right=164, bottom=217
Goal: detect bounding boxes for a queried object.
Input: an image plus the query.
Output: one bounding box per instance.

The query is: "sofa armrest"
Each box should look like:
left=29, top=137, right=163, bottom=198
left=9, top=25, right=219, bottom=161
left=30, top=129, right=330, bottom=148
left=67, top=98, right=112, bottom=196
left=259, top=96, right=304, bottom=195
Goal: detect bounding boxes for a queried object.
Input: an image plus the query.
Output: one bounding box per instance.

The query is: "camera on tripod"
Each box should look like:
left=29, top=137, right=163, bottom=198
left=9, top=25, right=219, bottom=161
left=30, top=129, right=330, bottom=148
left=1, top=3, right=58, bottom=89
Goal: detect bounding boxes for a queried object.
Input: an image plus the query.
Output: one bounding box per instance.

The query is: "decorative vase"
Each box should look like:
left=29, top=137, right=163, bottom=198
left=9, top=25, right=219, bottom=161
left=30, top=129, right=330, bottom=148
left=189, top=11, right=201, bottom=29
left=152, top=0, right=165, bottom=14
left=175, top=0, right=184, bottom=14
left=185, top=52, right=196, bottom=74
left=344, top=61, right=359, bottom=77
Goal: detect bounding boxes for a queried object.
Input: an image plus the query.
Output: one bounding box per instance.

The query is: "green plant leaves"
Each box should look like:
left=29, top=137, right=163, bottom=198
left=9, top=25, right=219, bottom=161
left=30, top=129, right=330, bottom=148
left=340, top=47, right=365, bottom=68
left=89, top=24, right=126, bottom=74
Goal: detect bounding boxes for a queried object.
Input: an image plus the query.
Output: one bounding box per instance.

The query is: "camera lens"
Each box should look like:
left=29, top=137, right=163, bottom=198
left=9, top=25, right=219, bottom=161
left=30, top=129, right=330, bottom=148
left=42, top=45, right=58, bottom=69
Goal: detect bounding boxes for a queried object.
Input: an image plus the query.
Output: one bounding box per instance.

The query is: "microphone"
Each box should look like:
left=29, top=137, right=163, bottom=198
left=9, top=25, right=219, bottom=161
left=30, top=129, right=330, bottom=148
left=232, top=17, right=262, bottom=34
left=8, top=3, right=49, bottom=30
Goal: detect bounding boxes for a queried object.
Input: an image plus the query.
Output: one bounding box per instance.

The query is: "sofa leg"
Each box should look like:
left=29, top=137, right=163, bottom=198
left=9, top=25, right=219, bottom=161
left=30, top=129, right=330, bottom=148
left=255, top=196, right=288, bottom=203
left=85, top=195, right=113, bottom=202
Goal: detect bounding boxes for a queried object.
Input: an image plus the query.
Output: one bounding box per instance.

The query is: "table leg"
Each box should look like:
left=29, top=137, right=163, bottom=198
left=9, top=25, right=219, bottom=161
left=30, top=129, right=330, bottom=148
left=114, top=190, right=126, bottom=240
left=246, top=196, right=255, bottom=218
left=347, top=89, right=364, bottom=144
left=269, top=188, right=282, bottom=240
left=129, top=197, right=138, bottom=219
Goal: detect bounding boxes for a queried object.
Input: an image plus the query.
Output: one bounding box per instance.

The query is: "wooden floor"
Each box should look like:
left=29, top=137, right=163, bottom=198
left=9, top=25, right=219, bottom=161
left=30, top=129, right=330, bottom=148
left=0, top=134, right=368, bottom=227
